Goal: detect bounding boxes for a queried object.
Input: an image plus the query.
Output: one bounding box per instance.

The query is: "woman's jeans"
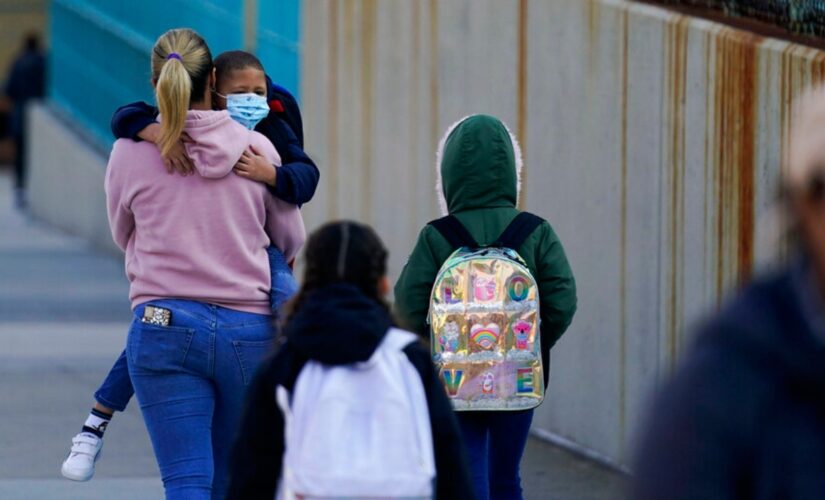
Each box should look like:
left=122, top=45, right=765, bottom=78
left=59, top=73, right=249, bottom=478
left=127, top=299, right=274, bottom=500
left=93, top=246, right=297, bottom=412
left=456, top=409, right=534, bottom=500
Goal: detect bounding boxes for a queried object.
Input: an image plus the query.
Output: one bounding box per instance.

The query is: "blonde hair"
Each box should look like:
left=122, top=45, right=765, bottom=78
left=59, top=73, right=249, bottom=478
left=151, top=29, right=212, bottom=156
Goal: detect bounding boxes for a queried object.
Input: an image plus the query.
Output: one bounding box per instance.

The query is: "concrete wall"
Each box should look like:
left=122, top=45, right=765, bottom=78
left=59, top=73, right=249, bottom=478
left=27, top=103, right=116, bottom=254
left=300, top=0, right=825, bottom=466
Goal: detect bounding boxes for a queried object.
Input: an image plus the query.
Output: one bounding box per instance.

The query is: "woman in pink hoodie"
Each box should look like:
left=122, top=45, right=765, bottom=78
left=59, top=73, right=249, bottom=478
left=102, top=29, right=305, bottom=499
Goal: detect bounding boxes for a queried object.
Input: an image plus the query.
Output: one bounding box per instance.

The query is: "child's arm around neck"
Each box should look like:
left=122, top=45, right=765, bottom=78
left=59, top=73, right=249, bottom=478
left=110, top=101, right=158, bottom=142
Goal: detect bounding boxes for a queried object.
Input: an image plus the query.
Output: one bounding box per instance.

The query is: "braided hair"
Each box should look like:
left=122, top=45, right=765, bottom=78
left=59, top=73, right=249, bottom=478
left=283, top=221, right=389, bottom=324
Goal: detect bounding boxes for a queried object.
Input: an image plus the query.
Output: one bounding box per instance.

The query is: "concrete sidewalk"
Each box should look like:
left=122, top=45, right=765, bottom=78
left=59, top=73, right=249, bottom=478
left=0, top=170, right=161, bottom=499
left=0, top=170, right=626, bottom=499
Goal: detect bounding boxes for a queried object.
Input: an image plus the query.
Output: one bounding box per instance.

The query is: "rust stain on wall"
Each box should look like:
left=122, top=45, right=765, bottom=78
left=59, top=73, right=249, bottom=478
left=618, top=7, right=629, bottom=453
left=779, top=45, right=792, bottom=189
left=410, top=0, right=421, bottom=214
left=736, top=35, right=757, bottom=286
left=517, top=0, right=528, bottom=208
left=360, top=0, right=376, bottom=219
left=429, top=0, right=440, bottom=181
left=703, top=30, right=714, bottom=303
left=812, top=50, right=825, bottom=84
left=712, top=28, right=760, bottom=301
left=342, top=0, right=355, bottom=216
left=327, top=0, right=339, bottom=218
left=586, top=0, right=599, bottom=69
left=665, top=15, right=688, bottom=367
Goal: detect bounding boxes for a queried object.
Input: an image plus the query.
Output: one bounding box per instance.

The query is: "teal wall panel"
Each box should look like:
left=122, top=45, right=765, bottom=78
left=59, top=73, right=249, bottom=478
left=49, top=0, right=299, bottom=148
left=256, top=0, right=300, bottom=98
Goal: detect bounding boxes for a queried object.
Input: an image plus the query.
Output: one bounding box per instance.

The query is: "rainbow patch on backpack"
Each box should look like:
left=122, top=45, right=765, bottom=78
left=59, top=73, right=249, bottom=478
left=470, top=323, right=500, bottom=350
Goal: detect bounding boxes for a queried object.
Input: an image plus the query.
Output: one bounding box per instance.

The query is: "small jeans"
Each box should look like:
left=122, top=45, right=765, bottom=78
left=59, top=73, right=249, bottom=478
left=93, top=245, right=297, bottom=413
left=126, top=299, right=274, bottom=500
left=267, top=245, right=299, bottom=314
left=94, top=350, right=132, bottom=412
left=456, top=409, right=534, bottom=500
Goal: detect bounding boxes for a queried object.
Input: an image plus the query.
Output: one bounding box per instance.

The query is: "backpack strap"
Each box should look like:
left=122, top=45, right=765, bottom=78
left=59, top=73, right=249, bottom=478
left=428, top=215, right=479, bottom=249
left=381, top=328, right=419, bottom=352
left=493, top=212, right=545, bottom=250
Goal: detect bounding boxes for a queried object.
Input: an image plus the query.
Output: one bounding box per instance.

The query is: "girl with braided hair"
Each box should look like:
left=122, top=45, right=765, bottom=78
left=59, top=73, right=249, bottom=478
left=227, top=221, right=473, bottom=500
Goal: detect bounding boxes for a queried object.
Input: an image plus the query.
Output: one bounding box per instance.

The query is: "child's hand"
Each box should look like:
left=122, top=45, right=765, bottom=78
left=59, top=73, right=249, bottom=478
left=161, top=134, right=195, bottom=175
left=137, top=123, right=195, bottom=175
left=234, top=145, right=277, bottom=186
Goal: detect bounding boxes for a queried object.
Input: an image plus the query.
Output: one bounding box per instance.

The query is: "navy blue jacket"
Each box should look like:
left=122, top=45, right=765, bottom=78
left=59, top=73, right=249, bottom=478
left=226, top=284, right=474, bottom=500
left=4, top=48, right=45, bottom=136
left=110, top=78, right=319, bottom=206
left=633, top=263, right=825, bottom=500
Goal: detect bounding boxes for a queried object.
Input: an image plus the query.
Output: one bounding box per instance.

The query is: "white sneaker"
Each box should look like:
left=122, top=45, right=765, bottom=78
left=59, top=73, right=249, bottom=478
left=61, top=432, right=103, bottom=481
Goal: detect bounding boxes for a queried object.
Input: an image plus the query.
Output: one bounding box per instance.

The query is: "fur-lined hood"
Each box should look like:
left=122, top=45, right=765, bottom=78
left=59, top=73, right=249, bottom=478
left=435, top=114, right=523, bottom=215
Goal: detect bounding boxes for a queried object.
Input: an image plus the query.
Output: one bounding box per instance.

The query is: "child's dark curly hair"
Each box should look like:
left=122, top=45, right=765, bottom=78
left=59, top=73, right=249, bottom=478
left=214, top=50, right=264, bottom=82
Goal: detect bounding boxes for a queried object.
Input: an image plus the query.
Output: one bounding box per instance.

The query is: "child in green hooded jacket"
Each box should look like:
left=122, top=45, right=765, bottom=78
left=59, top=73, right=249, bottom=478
left=394, top=114, right=577, bottom=500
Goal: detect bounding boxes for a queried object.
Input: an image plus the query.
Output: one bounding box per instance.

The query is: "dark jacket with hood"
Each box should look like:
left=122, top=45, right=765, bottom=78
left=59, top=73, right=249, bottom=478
left=633, top=261, right=825, bottom=500
left=394, top=114, right=577, bottom=384
left=226, top=284, right=474, bottom=500
left=109, top=77, right=318, bottom=206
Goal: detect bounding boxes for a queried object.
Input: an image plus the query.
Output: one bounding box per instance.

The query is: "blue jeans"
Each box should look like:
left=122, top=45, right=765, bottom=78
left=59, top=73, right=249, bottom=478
left=127, top=299, right=274, bottom=499
left=93, top=246, right=297, bottom=412
left=456, top=410, right=534, bottom=500
left=267, top=245, right=299, bottom=313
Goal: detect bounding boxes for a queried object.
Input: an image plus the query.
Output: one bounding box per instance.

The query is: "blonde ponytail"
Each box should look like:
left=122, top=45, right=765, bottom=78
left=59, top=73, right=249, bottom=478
left=156, top=58, right=191, bottom=156
left=150, top=29, right=212, bottom=157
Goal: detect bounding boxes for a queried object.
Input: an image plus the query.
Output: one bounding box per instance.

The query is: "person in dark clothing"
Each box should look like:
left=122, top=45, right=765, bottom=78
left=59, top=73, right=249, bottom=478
left=110, top=55, right=318, bottom=206
left=227, top=221, right=474, bottom=500
left=4, top=33, right=46, bottom=208
left=632, top=86, right=825, bottom=500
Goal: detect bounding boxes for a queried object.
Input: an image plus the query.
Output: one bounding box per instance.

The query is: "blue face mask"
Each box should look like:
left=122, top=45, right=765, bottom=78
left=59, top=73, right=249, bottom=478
left=220, top=93, right=269, bottom=130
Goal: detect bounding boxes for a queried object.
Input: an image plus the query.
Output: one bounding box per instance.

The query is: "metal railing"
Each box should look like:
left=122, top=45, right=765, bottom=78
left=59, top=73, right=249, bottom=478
left=653, top=1, right=825, bottom=36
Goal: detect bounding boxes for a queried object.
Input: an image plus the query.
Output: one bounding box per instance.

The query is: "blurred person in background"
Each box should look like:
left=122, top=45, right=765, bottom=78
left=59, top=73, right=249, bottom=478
left=3, top=32, right=45, bottom=209
left=0, top=95, right=12, bottom=165
left=632, top=85, right=825, bottom=499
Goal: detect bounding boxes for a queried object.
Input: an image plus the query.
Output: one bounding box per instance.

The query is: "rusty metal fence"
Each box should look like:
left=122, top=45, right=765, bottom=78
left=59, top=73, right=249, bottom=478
left=653, top=1, right=825, bottom=36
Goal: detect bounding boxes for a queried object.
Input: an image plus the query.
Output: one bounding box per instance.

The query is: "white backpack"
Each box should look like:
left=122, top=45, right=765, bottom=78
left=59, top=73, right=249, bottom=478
left=276, top=328, right=436, bottom=499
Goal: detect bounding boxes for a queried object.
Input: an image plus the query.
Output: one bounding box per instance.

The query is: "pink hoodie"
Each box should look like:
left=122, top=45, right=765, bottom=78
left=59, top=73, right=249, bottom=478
left=105, top=110, right=306, bottom=314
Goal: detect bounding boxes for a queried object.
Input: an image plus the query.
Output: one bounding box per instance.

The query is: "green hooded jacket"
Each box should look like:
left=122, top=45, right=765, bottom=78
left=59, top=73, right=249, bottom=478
left=394, top=114, right=577, bottom=363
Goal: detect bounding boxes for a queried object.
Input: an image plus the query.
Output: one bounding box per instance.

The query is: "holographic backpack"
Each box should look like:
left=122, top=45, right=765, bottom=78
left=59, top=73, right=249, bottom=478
left=428, top=213, right=545, bottom=411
